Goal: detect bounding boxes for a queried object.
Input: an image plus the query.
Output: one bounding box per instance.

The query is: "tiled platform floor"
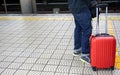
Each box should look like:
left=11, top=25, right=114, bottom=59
left=0, top=14, right=120, bottom=75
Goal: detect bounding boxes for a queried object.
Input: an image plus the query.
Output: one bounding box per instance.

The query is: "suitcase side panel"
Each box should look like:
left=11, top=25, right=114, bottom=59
left=90, top=36, right=116, bottom=68
left=90, top=36, right=97, bottom=67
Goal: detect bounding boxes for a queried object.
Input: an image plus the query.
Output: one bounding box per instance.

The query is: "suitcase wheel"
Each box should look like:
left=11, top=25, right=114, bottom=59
left=92, top=67, right=97, bottom=71
left=110, top=66, right=114, bottom=70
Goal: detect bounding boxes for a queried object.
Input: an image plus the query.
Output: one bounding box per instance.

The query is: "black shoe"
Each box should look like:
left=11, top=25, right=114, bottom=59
left=80, top=55, right=90, bottom=64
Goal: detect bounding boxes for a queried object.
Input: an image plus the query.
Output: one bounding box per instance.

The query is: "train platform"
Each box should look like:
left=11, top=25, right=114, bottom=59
left=0, top=13, right=120, bottom=75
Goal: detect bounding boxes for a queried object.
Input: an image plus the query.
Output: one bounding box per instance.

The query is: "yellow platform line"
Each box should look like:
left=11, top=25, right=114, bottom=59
left=0, top=16, right=73, bottom=21
left=0, top=16, right=120, bottom=21
left=108, top=20, right=120, bottom=69
left=93, top=17, right=120, bottom=21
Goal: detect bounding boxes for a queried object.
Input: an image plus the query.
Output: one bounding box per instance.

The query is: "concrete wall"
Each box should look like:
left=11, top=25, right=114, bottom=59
left=20, top=0, right=33, bottom=14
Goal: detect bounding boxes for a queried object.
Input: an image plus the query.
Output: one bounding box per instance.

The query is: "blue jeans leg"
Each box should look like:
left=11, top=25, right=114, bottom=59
left=73, top=8, right=92, bottom=54
left=74, top=19, right=82, bottom=52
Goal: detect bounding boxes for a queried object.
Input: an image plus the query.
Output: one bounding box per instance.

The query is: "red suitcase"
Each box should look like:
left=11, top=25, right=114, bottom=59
left=90, top=4, right=116, bottom=71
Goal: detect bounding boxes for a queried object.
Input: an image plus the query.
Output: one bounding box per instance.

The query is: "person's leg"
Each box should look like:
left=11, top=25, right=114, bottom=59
left=73, top=18, right=82, bottom=55
left=80, top=22, right=91, bottom=64
left=80, top=8, right=92, bottom=63
left=73, top=8, right=92, bottom=63
left=81, top=19, right=92, bottom=54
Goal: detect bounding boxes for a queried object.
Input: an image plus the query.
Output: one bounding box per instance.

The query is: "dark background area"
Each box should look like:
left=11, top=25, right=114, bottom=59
left=0, top=0, right=120, bottom=14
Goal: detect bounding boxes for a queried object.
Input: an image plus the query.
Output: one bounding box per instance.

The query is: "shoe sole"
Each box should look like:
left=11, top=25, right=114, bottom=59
left=79, top=58, right=90, bottom=64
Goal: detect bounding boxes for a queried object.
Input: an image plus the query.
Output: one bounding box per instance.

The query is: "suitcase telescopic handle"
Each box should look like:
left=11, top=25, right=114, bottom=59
left=96, top=3, right=108, bottom=35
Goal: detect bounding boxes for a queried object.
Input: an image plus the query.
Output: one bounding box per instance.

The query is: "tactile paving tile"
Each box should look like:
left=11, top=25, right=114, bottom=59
left=29, top=53, right=41, bottom=58
left=73, top=57, right=81, bottom=61
left=18, top=44, right=30, bottom=48
left=14, top=70, right=28, bottom=75
left=54, top=73, right=69, bottom=75
left=51, top=54, right=63, bottom=59
left=14, top=57, right=27, bottom=63
left=6, top=48, right=17, bottom=52
left=43, top=65, right=57, bottom=72
left=32, top=40, right=42, bottom=45
left=66, top=46, right=73, bottom=50
left=54, top=50, right=66, bottom=54
left=62, top=54, right=74, bottom=60
left=71, top=60, right=84, bottom=67
left=27, top=71, right=41, bottom=75
left=1, top=69, right=16, bottom=75
left=31, top=64, right=45, bottom=71
left=115, top=63, right=120, bottom=69
left=64, top=50, right=73, bottom=55
left=83, top=67, right=97, bottom=75
left=9, top=52, right=22, bottom=57
left=54, top=35, right=63, bottom=39
left=13, top=48, right=26, bottom=52
left=33, top=49, right=44, bottom=53
left=112, top=69, right=120, bottom=75
left=84, top=63, right=91, bottom=68
left=19, top=63, right=33, bottom=70
left=40, top=54, right=52, bottom=59
left=47, top=59, right=60, bottom=65
left=0, top=56, right=8, bottom=62
left=46, top=45, right=58, bottom=50
left=19, top=52, right=31, bottom=57
left=40, top=72, right=54, bottom=75
left=3, top=56, right=16, bottom=62
left=56, top=66, right=70, bottom=73
left=1, top=52, right=12, bottom=56
left=0, top=62, right=11, bottom=68
left=36, top=58, right=49, bottom=65
left=59, top=42, right=69, bottom=46
left=60, top=60, right=72, bottom=66
left=98, top=70, right=112, bottom=75
left=43, top=50, right=55, bottom=54
left=56, top=45, right=67, bottom=50
left=8, top=63, right=22, bottom=69
left=70, top=67, right=83, bottom=74
left=24, top=48, right=36, bottom=52
left=69, top=74, right=78, bottom=75
left=37, top=45, right=48, bottom=49
left=0, top=68, right=5, bottom=74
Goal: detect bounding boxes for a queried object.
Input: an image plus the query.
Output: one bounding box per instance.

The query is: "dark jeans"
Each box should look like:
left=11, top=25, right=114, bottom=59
left=73, top=8, right=92, bottom=54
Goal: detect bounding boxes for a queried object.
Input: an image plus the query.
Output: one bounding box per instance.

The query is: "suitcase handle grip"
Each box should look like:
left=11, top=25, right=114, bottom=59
left=96, top=3, right=108, bottom=8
